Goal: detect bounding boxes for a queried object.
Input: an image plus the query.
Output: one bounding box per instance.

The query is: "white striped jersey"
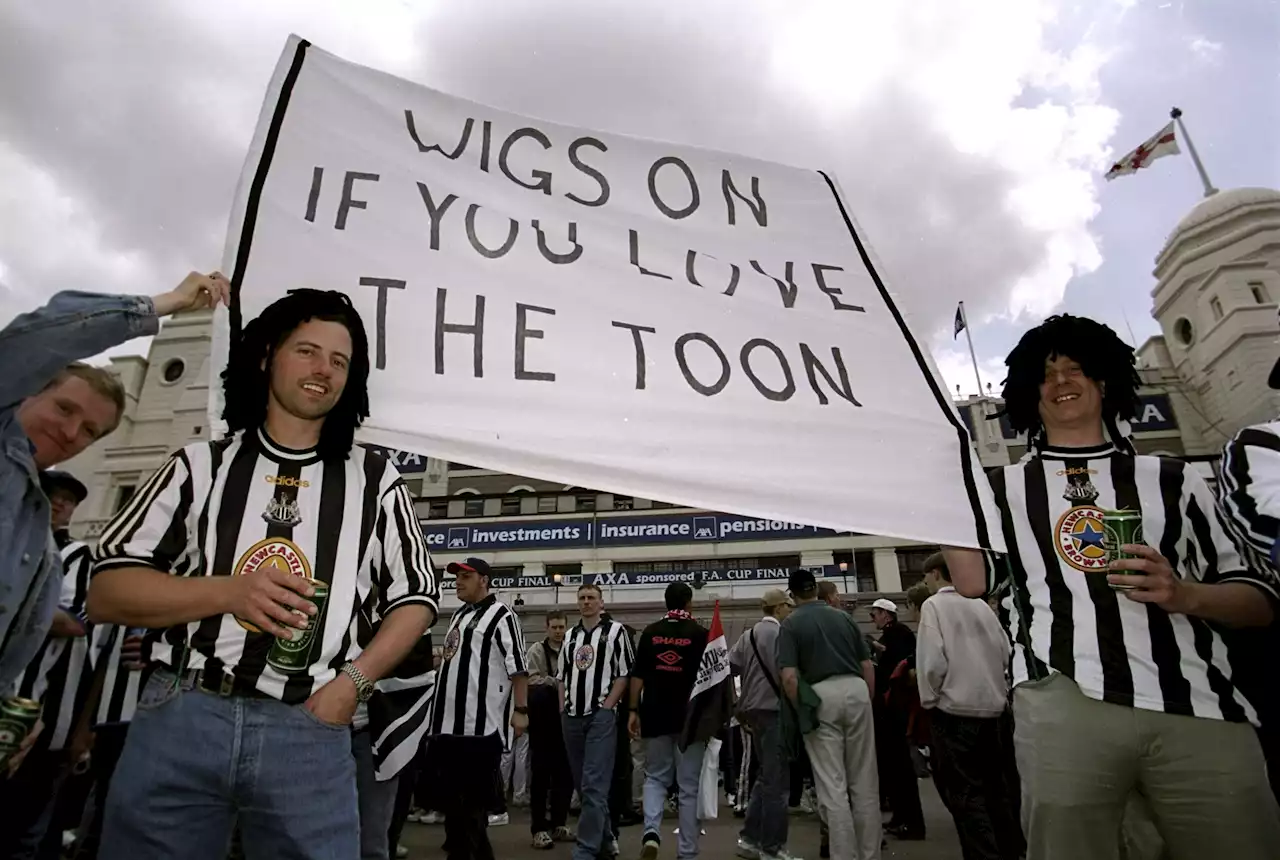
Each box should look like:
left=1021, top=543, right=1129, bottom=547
left=89, top=624, right=146, bottom=726
left=1219, top=421, right=1280, bottom=576
left=427, top=596, right=526, bottom=747
left=93, top=428, right=439, bottom=705
left=560, top=618, right=633, bottom=718
left=13, top=542, right=94, bottom=750
left=988, top=443, right=1279, bottom=723
left=371, top=668, right=436, bottom=781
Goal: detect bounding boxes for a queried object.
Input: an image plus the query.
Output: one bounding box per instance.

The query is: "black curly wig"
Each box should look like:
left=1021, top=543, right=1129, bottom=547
left=221, top=289, right=370, bottom=461
left=998, top=314, right=1141, bottom=448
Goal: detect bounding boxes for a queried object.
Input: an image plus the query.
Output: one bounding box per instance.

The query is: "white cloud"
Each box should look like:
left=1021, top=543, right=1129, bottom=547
left=1188, top=36, right=1223, bottom=64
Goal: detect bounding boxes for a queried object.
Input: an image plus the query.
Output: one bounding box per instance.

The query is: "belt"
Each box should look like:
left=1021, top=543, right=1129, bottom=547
left=184, top=667, right=272, bottom=700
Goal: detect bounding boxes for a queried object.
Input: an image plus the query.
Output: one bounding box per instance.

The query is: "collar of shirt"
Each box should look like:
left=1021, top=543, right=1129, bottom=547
left=460, top=594, right=498, bottom=615
left=937, top=586, right=956, bottom=594
left=760, top=616, right=780, bottom=626
left=256, top=426, right=322, bottom=466
left=1036, top=441, right=1117, bottom=461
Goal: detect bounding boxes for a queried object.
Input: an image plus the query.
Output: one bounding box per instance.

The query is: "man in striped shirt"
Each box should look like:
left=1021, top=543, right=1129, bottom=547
left=561, top=583, right=633, bottom=860
left=422, top=557, right=527, bottom=860
left=86, top=290, right=439, bottom=859
left=946, top=314, right=1280, bottom=858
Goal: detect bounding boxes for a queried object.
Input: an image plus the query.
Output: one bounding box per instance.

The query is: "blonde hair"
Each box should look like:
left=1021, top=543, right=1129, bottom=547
left=43, top=363, right=126, bottom=435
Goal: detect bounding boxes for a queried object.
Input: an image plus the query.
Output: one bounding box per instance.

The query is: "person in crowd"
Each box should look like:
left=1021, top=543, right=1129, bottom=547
left=629, top=582, right=708, bottom=860
left=43, top=470, right=88, bottom=550
left=422, top=558, right=527, bottom=860
left=0, top=272, right=229, bottom=773
left=779, top=569, right=880, bottom=860
left=729, top=588, right=799, bottom=860
left=916, top=552, right=1024, bottom=860
left=1216, top=343, right=1280, bottom=802
left=561, top=584, right=633, bottom=860
left=944, top=313, right=1280, bottom=858
left=868, top=598, right=925, bottom=840
left=0, top=473, right=95, bottom=857
left=86, top=289, right=439, bottom=857
left=527, top=610, right=574, bottom=850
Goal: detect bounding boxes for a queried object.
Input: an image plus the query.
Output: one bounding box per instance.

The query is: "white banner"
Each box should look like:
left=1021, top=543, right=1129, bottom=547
left=214, top=35, right=1004, bottom=551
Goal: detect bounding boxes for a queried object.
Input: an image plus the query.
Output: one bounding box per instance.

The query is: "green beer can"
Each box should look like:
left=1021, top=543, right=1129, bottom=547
left=267, top=578, right=329, bottom=673
left=1102, top=509, right=1144, bottom=591
left=0, top=696, right=42, bottom=769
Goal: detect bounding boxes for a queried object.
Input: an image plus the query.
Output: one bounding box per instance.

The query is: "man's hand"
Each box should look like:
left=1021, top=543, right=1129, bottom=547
left=511, top=710, right=529, bottom=738
left=120, top=633, right=147, bottom=671
left=227, top=568, right=317, bottom=639
left=628, top=712, right=641, bottom=739
left=152, top=271, right=230, bottom=317
left=1108, top=545, right=1193, bottom=614
left=871, top=639, right=886, bottom=654
left=304, top=674, right=358, bottom=727
left=5, top=719, right=43, bottom=777
left=68, top=722, right=94, bottom=765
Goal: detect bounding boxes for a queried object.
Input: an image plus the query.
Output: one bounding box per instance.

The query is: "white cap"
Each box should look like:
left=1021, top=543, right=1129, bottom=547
left=871, top=598, right=899, bottom=614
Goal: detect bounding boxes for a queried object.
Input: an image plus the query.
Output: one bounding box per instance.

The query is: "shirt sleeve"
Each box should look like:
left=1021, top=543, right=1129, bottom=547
left=93, top=451, right=197, bottom=575
left=499, top=611, right=527, bottom=677
left=613, top=625, right=634, bottom=679
left=776, top=620, right=798, bottom=670
left=843, top=614, right=872, bottom=664
left=1182, top=463, right=1280, bottom=600
left=1218, top=425, right=1280, bottom=576
left=915, top=601, right=946, bottom=710
left=60, top=545, right=93, bottom=616
left=373, top=480, right=441, bottom=619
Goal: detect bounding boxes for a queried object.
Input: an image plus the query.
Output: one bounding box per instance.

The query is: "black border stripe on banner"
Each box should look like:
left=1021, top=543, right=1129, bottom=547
left=817, top=170, right=993, bottom=550
left=228, top=38, right=312, bottom=343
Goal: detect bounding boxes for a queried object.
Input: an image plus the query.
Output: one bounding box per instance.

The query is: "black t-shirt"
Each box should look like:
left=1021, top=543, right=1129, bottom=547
left=633, top=616, right=708, bottom=738
left=876, top=621, right=916, bottom=691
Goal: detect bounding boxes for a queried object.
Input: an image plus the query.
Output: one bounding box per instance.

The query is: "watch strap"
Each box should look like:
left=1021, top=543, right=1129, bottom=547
left=341, top=661, right=375, bottom=702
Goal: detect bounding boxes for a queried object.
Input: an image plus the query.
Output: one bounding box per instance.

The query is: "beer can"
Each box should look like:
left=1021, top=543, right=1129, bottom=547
left=1102, top=509, right=1144, bottom=591
left=0, top=697, right=43, bottom=769
left=266, top=578, right=329, bottom=673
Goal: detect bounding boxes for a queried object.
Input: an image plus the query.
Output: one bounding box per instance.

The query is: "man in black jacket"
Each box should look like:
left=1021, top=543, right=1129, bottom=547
left=870, top=598, right=925, bottom=840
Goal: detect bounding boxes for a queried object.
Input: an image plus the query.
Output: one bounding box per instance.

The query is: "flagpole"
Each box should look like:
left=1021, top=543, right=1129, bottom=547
left=960, top=302, right=984, bottom=399
left=1171, top=107, right=1218, bottom=199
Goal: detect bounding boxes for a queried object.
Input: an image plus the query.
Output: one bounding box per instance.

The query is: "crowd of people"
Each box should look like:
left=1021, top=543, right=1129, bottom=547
left=0, top=273, right=1278, bottom=860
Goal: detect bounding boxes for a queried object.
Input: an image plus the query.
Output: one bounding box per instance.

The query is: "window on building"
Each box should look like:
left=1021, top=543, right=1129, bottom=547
left=404, top=478, right=424, bottom=497
left=113, top=484, right=137, bottom=513
left=612, top=555, right=797, bottom=575
left=1209, top=296, right=1224, bottom=321
left=574, top=494, right=596, bottom=513
left=500, top=496, right=521, bottom=516
left=1250, top=282, right=1269, bottom=304
left=537, top=496, right=558, bottom=514
left=897, top=547, right=940, bottom=590
left=160, top=358, right=185, bottom=384
left=545, top=563, right=582, bottom=579
left=612, top=495, right=634, bottom=511
left=448, top=461, right=478, bottom=471
left=427, top=500, right=448, bottom=519
left=463, top=498, right=485, bottom=518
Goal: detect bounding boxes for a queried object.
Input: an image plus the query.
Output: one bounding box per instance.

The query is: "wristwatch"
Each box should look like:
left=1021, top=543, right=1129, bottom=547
left=514, top=705, right=529, bottom=715
left=340, top=661, right=375, bottom=703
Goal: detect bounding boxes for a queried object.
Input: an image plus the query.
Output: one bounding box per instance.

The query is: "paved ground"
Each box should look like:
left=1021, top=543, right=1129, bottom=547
left=400, top=778, right=961, bottom=859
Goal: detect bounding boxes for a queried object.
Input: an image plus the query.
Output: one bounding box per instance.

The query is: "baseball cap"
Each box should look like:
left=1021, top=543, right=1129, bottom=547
left=761, top=588, right=793, bottom=609
left=788, top=568, right=817, bottom=594
left=871, top=598, right=899, bottom=614
left=40, top=470, right=88, bottom=503
left=446, top=558, right=493, bottom=578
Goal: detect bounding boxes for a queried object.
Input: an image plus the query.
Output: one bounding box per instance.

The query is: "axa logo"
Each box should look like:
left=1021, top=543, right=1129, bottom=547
left=265, top=475, right=310, bottom=488
left=447, top=527, right=471, bottom=550
left=693, top=516, right=717, bottom=540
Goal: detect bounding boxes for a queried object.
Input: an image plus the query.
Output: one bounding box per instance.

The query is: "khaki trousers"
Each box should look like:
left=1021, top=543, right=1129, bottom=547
left=1013, top=673, right=1280, bottom=860
left=803, top=675, right=881, bottom=860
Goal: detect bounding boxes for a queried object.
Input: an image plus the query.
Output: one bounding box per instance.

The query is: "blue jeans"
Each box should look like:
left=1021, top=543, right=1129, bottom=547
left=642, top=735, right=704, bottom=859
left=564, top=709, right=617, bottom=860
left=100, top=671, right=359, bottom=860
left=740, top=710, right=789, bottom=854
left=353, top=729, right=399, bottom=860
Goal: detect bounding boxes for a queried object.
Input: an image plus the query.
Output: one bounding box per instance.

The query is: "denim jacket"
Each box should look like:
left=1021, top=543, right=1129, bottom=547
left=0, top=290, right=158, bottom=688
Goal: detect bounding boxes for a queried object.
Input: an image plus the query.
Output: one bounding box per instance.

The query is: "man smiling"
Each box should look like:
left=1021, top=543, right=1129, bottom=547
left=945, top=314, right=1280, bottom=859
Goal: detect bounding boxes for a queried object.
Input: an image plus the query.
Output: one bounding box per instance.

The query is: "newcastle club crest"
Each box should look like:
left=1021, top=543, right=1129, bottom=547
left=262, top=494, right=302, bottom=528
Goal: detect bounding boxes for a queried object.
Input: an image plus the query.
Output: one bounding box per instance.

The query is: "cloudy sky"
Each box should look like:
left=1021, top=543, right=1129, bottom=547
left=1, top=0, right=1276, bottom=399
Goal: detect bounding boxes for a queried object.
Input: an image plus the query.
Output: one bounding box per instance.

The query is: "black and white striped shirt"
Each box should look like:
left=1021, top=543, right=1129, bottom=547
left=12, top=542, right=94, bottom=750
left=427, top=595, right=526, bottom=747
left=560, top=618, right=633, bottom=718
left=1219, top=421, right=1280, bottom=576
left=93, top=428, right=439, bottom=705
left=988, top=443, right=1278, bottom=723
left=89, top=624, right=147, bottom=726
